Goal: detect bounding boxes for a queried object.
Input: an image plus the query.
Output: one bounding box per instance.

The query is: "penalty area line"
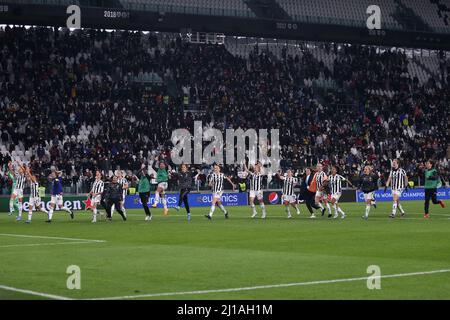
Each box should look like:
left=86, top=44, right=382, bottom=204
left=91, top=269, right=450, bottom=300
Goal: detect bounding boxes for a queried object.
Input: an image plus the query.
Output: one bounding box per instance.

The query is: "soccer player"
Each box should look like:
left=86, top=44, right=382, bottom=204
left=279, top=169, right=300, bottom=218
left=359, top=166, right=379, bottom=220
left=423, top=160, right=445, bottom=219
left=328, top=166, right=354, bottom=219
left=6, top=162, right=20, bottom=216
left=89, top=170, right=104, bottom=223
left=105, top=175, right=127, bottom=222
left=204, top=164, right=236, bottom=220
left=10, top=163, right=26, bottom=221
left=244, top=162, right=267, bottom=219
left=47, top=170, right=74, bottom=223
left=111, top=170, right=128, bottom=217
left=301, top=167, right=321, bottom=219
left=24, top=168, right=48, bottom=223
left=137, top=163, right=152, bottom=221
left=175, top=164, right=196, bottom=221
left=385, top=159, right=408, bottom=218
left=152, top=158, right=170, bottom=216
left=313, top=163, right=330, bottom=217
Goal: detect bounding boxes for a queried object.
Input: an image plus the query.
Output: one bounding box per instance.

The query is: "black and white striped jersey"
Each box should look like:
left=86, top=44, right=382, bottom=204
left=30, top=181, right=39, bottom=198
left=118, top=177, right=128, bottom=188
left=91, top=179, right=104, bottom=195
left=329, top=174, right=346, bottom=194
left=316, top=171, right=326, bottom=189
left=283, top=177, right=298, bottom=196
left=389, top=168, right=407, bottom=190
left=16, top=174, right=26, bottom=190
left=209, top=173, right=224, bottom=193
left=249, top=172, right=263, bottom=191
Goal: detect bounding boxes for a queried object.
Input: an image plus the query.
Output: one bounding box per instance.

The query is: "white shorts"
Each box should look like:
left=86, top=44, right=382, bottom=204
left=91, top=195, right=102, bottom=205
left=29, top=197, right=42, bottom=207
left=331, top=192, right=342, bottom=202
left=12, top=188, right=23, bottom=198
left=212, top=191, right=223, bottom=199
left=157, top=182, right=168, bottom=191
left=363, top=192, right=375, bottom=202
left=50, top=194, right=63, bottom=206
left=282, top=194, right=297, bottom=204
left=249, top=190, right=263, bottom=200
left=392, top=189, right=404, bottom=197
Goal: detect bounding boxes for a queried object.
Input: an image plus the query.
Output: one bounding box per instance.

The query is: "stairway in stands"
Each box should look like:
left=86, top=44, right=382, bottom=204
left=243, top=0, right=291, bottom=20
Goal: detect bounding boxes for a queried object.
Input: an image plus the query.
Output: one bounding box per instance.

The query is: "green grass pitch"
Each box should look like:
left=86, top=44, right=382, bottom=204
left=0, top=200, right=449, bottom=300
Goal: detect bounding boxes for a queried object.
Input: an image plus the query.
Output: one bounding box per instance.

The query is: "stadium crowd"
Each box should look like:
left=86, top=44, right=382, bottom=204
left=0, top=26, right=448, bottom=193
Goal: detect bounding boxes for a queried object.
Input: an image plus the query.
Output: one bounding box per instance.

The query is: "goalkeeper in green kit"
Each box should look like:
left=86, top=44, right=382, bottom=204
left=423, top=160, right=445, bottom=219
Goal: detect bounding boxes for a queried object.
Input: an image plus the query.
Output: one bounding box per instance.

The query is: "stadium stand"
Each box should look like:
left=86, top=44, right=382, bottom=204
left=0, top=26, right=448, bottom=193
left=277, top=0, right=403, bottom=30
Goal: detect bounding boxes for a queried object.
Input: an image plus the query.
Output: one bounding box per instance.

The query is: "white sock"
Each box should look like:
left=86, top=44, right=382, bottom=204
left=326, top=203, right=332, bottom=215
left=9, top=200, right=14, bottom=213
left=318, top=202, right=324, bottom=210
left=92, top=208, right=97, bottom=221
left=392, top=203, right=398, bottom=216
left=333, top=203, right=339, bottom=216
left=218, top=204, right=227, bottom=214
left=260, top=203, right=266, bottom=215
left=285, top=206, right=291, bottom=216
left=18, top=202, right=23, bottom=217
left=338, top=207, right=345, bottom=216
left=398, top=203, right=404, bottom=214
left=154, top=192, right=160, bottom=204
left=61, top=206, right=71, bottom=214
left=122, top=205, right=126, bottom=214
left=251, top=204, right=257, bottom=215
left=40, top=205, right=48, bottom=214
left=294, top=205, right=300, bottom=214
left=28, top=211, right=32, bottom=221
left=111, top=204, right=115, bottom=214
left=48, top=207, right=54, bottom=220
left=162, top=197, right=167, bottom=209
left=365, top=205, right=370, bottom=218
left=209, top=205, right=216, bottom=216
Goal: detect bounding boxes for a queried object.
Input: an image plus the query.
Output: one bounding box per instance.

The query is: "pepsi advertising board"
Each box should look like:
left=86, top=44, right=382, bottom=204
left=356, top=188, right=450, bottom=202
left=124, top=192, right=248, bottom=209
left=264, top=191, right=283, bottom=205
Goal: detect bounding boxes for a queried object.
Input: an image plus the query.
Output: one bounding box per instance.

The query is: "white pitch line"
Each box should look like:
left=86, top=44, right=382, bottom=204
left=0, top=241, right=105, bottom=248
left=91, top=269, right=450, bottom=300
left=0, top=284, right=72, bottom=300
left=0, top=233, right=106, bottom=243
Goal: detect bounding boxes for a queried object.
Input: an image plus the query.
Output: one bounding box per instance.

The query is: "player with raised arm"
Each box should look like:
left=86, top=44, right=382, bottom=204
left=6, top=161, right=19, bottom=216
left=10, top=162, right=26, bottom=221
left=24, top=167, right=48, bottom=223
left=244, top=161, right=267, bottom=219
left=279, top=169, right=301, bottom=219
left=313, top=163, right=330, bottom=217
left=47, top=170, right=74, bottom=223
left=152, top=157, right=170, bottom=216
left=89, top=170, right=105, bottom=223
left=204, top=164, right=236, bottom=220
left=385, top=159, right=408, bottom=218
left=359, top=166, right=379, bottom=220
left=328, top=165, right=354, bottom=219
